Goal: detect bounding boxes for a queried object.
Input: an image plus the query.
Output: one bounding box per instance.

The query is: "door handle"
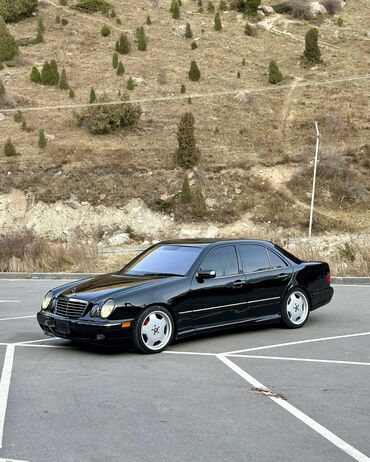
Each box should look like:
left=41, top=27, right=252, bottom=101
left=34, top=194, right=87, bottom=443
left=232, top=280, right=245, bottom=288
left=277, top=273, right=290, bottom=280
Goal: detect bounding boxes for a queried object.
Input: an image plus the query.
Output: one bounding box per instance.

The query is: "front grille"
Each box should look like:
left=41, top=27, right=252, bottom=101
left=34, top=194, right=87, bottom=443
left=55, top=297, right=88, bottom=319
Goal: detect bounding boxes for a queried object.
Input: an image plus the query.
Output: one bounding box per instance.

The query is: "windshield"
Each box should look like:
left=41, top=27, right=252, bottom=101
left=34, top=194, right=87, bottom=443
left=121, top=245, right=203, bottom=276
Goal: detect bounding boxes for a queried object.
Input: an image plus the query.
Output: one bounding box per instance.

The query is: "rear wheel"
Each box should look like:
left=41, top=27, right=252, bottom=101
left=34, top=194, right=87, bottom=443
left=133, top=306, right=174, bottom=354
left=281, top=288, right=310, bottom=328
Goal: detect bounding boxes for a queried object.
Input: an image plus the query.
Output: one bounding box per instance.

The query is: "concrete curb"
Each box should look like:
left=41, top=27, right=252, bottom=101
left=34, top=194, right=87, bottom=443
left=0, top=273, right=369, bottom=284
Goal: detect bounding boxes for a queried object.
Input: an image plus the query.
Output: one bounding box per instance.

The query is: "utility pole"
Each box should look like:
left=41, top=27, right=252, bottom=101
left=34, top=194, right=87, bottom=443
left=308, top=121, right=320, bottom=238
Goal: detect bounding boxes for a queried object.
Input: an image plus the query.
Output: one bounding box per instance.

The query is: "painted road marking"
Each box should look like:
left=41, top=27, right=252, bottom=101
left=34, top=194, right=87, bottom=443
left=0, top=316, right=35, bottom=322
left=222, top=332, right=370, bottom=355
left=217, top=354, right=370, bottom=462
left=0, top=345, right=15, bottom=449
left=0, top=301, right=21, bottom=304
left=228, top=354, right=370, bottom=366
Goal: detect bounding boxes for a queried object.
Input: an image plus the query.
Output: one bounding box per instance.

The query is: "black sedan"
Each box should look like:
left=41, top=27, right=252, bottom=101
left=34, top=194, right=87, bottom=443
left=37, top=239, right=334, bottom=353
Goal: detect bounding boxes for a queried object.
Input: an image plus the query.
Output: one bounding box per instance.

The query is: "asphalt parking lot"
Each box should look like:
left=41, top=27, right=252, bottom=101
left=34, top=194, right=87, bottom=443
left=0, top=280, right=369, bottom=462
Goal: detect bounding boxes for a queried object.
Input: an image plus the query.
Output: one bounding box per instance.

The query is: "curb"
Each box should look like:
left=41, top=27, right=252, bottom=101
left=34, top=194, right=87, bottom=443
left=0, top=273, right=369, bottom=284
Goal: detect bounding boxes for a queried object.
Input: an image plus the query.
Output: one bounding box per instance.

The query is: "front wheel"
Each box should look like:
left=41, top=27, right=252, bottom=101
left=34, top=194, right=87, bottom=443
left=133, top=306, right=174, bottom=354
left=281, top=288, right=310, bottom=328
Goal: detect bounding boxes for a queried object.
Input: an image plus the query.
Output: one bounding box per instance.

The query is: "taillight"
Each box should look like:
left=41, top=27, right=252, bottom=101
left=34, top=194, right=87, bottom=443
left=326, top=273, right=331, bottom=285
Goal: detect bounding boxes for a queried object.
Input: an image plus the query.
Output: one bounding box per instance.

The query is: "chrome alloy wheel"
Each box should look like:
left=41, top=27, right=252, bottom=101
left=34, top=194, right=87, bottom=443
left=140, top=310, right=173, bottom=351
left=286, top=291, right=309, bottom=325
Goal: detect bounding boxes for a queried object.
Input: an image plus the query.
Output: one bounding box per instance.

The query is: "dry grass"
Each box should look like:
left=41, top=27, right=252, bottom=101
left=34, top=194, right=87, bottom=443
left=0, top=0, right=369, bottom=233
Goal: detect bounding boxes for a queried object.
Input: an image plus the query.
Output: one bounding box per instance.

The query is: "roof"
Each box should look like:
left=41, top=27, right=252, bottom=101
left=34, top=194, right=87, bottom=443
left=159, top=238, right=275, bottom=247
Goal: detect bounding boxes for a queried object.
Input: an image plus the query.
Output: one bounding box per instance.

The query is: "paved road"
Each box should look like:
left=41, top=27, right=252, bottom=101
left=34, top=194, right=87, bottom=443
left=0, top=280, right=369, bottom=462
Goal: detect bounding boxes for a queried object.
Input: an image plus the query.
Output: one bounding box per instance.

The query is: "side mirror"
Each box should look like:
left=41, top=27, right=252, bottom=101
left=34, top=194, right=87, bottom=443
left=197, top=269, right=216, bottom=281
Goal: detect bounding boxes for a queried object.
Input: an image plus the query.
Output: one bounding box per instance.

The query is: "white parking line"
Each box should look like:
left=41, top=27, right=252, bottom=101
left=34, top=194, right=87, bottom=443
left=0, top=345, right=15, bottom=449
left=0, top=301, right=21, bottom=303
left=228, top=354, right=370, bottom=366
left=217, top=354, right=370, bottom=462
left=0, top=315, right=35, bottom=322
left=16, top=337, right=58, bottom=345
left=164, top=350, right=218, bottom=356
left=0, top=457, right=30, bottom=462
left=222, top=332, right=370, bottom=355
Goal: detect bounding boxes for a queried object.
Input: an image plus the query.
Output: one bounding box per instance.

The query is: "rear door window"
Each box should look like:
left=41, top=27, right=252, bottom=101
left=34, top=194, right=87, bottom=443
left=267, top=249, right=288, bottom=269
left=239, top=245, right=270, bottom=273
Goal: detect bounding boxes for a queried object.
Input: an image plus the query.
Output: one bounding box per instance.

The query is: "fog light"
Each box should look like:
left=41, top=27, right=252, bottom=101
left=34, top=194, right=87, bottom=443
left=121, top=321, right=131, bottom=328
left=96, top=334, right=105, bottom=341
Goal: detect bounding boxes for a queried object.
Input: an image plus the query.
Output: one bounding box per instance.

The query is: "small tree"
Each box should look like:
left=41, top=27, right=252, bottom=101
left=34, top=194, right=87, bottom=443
left=245, top=0, right=261, bottom=16
left=35, top=28, right=44, bottom=43
left=30, top=66, right=42, bottom=83
left=137, top=26, right=147, bottom=51
left=61, top=18, right=68, bottom=26
left=59, top=68, right=69, bottom=89
left=192, top=186, right=207, bottom=216
left=41, top=60, right=59, bottom=86
left=214, top=11, right=222, bottom=30
left=303, top=27, right=321, bottom=64
left=207, top=1, right=215, bottom=12
left=0, top=81, right=5, bottom=99
left=175, top=112, right=201, bottom=168
left=117, top=61, right=125, bottom=76
left=180, top=83, right=186, bottom=93
left=112, top=52, right=118, bottom=69
left=14, top=111, right=23, bottom=123
left=69, top=88, right=75, bottom=98
left=219, top=0, right=228, bottom=10
left=60, top=0, right=68, bottom=5
left=4, top=138, right=17, bottom=157
left=180, top=175, right=192, bottom=203
left=191, top=41, right=197, bottom=49
left=127, top=76, right=134, bottom=90
left=268, top=60, right=282, bottom=84
left=21, top=120, right=27, bottom=131
left=171, top=0, right=180, bottom=19
left=185, top=22, right=193, bottom=38
left=89, top=87, right=96, bottom=103
left=115, top=33, right=130, bottom=54
left=101, top=24, right=111, bottom=36
left=0, top=17, right=19, bottom=62
left=237, top=70, right=241, bottom=78
left=146, top=15, right=152, bottom=25
left=38, top=129, right=47, bottom=149
left=189, top=60, right=200, bottom=81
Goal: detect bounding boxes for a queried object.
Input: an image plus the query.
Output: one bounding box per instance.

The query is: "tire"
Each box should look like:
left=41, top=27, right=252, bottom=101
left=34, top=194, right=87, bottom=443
left=281, top=288, right=310, bottom=329
left=133, top=306, right=174, bottom=354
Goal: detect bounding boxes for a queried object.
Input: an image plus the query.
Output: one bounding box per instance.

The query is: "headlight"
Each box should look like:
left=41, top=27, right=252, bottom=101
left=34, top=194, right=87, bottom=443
left=100, top=299, right=116, bottom=319
left=41, top=291, right=53, bottom=310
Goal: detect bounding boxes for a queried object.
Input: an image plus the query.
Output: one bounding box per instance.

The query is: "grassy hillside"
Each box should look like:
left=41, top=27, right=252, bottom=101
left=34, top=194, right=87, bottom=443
left=0, top=0, right=369, bottom=237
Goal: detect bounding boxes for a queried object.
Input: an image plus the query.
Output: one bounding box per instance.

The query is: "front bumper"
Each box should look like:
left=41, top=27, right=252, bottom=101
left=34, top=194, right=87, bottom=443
left=37, top=311, right=135, bottom=345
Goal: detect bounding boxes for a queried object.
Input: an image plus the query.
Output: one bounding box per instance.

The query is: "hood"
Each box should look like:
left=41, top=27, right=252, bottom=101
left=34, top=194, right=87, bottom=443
left=58, top=273, right=176, bottom=302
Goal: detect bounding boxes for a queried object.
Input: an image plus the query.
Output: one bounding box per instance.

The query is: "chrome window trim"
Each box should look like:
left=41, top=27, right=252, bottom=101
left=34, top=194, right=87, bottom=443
left=178, top=296, right=280, bottom=315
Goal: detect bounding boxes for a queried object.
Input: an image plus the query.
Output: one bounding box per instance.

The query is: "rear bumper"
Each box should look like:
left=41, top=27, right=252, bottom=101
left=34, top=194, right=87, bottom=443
left=37, top=311, right=135, bottom=345
left=311, top=287, right=334, bottom=311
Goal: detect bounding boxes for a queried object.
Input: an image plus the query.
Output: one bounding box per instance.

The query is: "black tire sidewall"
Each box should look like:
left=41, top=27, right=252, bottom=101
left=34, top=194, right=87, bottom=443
left=133, top=306, right=174, bottom=354
left=281, top=288, right=310, bottom=329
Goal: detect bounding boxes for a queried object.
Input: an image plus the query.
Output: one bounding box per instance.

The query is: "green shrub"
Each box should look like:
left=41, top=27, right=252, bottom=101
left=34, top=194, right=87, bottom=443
left=191, top=41, right=197, bottom=49
left=189, top=60, right=200, bottom=81
left=59, top=0, right=67, bottom=5
left=208, top=1, right=215, bottom=12
left=112, top=52, right=118, bottom=69
left=171, top=0, right=180, bottom=19
left=192, top=186, right=207, bottom=216
left=180, top=175, right=192, bottom=203
left=77, top=96, right=142, bottom=134
left=0, top=17, right=19, bottom=62
left=61, top=17, right=68, bottom=25
left=4, top=138, right=17, bottom=156
left=21, top=120, right=27, bottom=130
left=185, top=22, right=193, bottom=38
left=115, top=33, right=130, bottom=54
left=73, top=0, right=112, bottom=14
left=245, top=0, right=261, bottom=15
left=175, top=112, right=201, bottom=168
left=69, top=87, right=75, bottom=98
left=219, top=0, right=228, bottom=10
left=117, top=60, right=124, bottom=75
left=101, top=24, right=111, bottom=36
left=56, top=15, right=61, bottom=24
left=0, top=0, right=38, bottom=23
left=14, top=110, right=23, bottom=123
left=0, top=80, right=5, bottom=98
left=137, top=26, right=147, bottom=51
left=214, top=11, right=222, bottom=30
left=41, top=60, right=59, bottom=86
left=180, top=83, right=186, bottom=93
left=303, top=27, right=321, bottom=64
left=268, top=60, right=282, bottom=84
left=37, top=17, right=45, bottom=33
left=0, top=62, right=3, bottom=70
left=38, top=129, right=46, bottom=148
left=89, top=86, right=96, bottom=103
left=59, top=68, right=69, bottom=89
left=35, top=28, right=44, bottom=43
left=127, top=76, right=134, bottom=90
left=116, top=17, right=121, bottom=24
left=337, top=16, right=344, bottom=26
left=30, top=65, right=41, bottom=83
left=146, top=15, right=151, bottom=25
